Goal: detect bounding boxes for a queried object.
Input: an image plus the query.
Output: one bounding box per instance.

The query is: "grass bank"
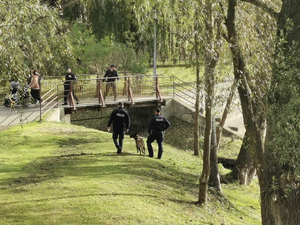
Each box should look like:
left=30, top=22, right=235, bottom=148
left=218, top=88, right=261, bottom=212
left=0, top=122, right=260, bottom=224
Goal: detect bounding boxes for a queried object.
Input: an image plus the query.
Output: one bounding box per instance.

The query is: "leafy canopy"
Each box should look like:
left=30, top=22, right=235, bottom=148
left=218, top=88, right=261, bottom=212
left=0, top=0, right=75, bottom=81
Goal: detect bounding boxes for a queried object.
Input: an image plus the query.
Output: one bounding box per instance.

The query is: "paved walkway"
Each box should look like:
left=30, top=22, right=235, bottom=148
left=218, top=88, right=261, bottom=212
left=0, top=104, right=41, bottom=130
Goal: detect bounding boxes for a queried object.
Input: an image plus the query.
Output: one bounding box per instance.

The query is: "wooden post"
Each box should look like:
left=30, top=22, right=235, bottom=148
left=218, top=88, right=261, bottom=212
left=68, top=82, right=76, bottom=110
left=39, top=77, right=42, bottom=121
left=155, top=75, right=162, bottom=101
left=123, top=72, right=127, bottom=96
left=96, top=78, right=100, bottom=98
left=98, top=79, right=106, bottom=107
left=128, top=77, right=134, bottom=104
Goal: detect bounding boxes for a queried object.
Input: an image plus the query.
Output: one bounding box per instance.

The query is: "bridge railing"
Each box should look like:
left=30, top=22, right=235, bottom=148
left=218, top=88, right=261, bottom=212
left=47, top=74, right=174, bottom=107
left=33, top=74, right=197, bottom=109
left=173, top=77, right=204, bottom=110
left=0, top=74, right=178, bottom=127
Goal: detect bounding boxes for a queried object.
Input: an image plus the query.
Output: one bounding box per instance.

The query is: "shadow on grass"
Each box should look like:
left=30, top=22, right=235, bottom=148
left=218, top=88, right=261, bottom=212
left=0, top=192, right=158, bottom=206
left=1, top=149, right=199, bottom=197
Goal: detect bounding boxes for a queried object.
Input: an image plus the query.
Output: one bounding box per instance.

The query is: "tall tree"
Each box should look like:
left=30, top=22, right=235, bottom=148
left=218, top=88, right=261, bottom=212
left=199, top=0, right=223, bottom=204
left=226, top=0, right=300, bottom=223
left=262, top=0, right=300, bottom=223
left=224, top=0, right=276, bottom=186
left=192, top=4, right=203, bottom=156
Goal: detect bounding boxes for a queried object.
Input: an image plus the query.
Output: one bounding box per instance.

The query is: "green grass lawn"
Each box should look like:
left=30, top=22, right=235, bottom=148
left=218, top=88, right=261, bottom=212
left=150, top=66, right=197, bottom=82
left=0, top=122, right=260, bottom=225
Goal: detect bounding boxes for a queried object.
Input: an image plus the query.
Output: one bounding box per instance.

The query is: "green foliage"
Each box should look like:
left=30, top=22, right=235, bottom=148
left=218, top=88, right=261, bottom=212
left=268, top=41, right=300, bottom=171
left=59, top=0, right=211, bottom=69
left=69, top=22, right=149, bottom=74
left=236, top=2, right=276, bottom=100
left=0, top=0, right=75, bottom=81
left=68, top=23, right=110, bottom=74
left=114, top=43, right=149, bottom=74
left=0, top=122, right=261, bottom=224
left=62, top=0, right=141, bottom=50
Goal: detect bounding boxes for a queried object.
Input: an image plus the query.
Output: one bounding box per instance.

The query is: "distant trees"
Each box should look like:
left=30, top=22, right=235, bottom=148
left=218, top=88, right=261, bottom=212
left=68, top=23, right=148, bottom=74
left=58, top=0, right=191, bottom=66
left=0, top=0, right=149, bottom=81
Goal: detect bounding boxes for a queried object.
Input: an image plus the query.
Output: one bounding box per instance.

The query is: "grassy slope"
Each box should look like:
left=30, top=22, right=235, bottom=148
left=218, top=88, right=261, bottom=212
left=0, top=122, right=260, bottom=225
left=152, top=66, right=197, bottom=82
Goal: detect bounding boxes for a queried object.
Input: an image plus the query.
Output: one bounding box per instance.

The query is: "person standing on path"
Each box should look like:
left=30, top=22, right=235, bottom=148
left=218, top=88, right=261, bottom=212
left=103, top=65, right=119, bottom=101
left=29, top=69, right=43, bottom=104
left=107, top=102, right=130, bottom=154
left=147, top=108, right=170, bottom=159
left=63, top=68, right=79, bottom=105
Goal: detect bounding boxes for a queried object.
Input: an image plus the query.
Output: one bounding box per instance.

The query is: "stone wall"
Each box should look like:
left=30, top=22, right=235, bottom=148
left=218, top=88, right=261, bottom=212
left=161, top=97, right=205, bottom=128
left=43, top=97, right=242, bottom=138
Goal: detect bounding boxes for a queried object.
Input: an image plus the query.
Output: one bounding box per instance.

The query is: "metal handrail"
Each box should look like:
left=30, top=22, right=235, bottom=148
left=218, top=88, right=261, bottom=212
left=1, top=73, right=205, bottom=127
left=34, top=86, right=59, bottom=121
left=173, top=77, right=198, bottom=107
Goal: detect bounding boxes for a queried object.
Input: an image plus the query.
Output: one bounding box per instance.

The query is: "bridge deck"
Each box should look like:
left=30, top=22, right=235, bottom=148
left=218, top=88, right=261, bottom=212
left=0, top=95, right=170, bottom=129
left=64, top=96, right=169, bottom=113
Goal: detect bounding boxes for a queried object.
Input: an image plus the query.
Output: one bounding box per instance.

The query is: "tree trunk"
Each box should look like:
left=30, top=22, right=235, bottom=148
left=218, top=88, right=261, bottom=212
left=199, top=43, right=220, bottom=204
left=260, top=0, right=300, bottom=224
left=193, top=61, right=201, bottom=156
left=193, top=7, right=201, bottom=156
left=209, top=114, right=222, bottom=192
left=198, top=88, right=212, bottom=204
left=226, top=0, right=265, bottom=173
left=199, top=0, right=221, bottom=204
left=259, top=160, right=300, bottom=225
left=199, top=47, right=220, bottom=204
left=216, top=79, right=238, bottom=146
left=227, top=0, right=300, bottom=223
left=232, top=130, right=256, bottom=185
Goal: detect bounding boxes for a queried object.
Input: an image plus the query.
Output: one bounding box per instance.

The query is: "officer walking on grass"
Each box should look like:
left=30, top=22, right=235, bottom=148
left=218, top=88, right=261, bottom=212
left=147, top=108, right=170, bottom=159
left=107, top=102, right=130, bottom=154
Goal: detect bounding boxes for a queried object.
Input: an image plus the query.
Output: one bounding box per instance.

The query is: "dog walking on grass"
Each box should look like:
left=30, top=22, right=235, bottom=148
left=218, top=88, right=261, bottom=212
left=130, top=132, right=146, bottom=155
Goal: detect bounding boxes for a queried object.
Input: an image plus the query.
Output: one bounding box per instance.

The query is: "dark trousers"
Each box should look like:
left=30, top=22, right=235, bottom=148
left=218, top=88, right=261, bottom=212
left=105, top=82, right=117, bottom=100
left=147, top=132, right=164, bottom=159
left=64, top=88, right=79, bottom=103
left=31, top=89, right=42, bottom=103
left=113, top=131, right=125, bottom=153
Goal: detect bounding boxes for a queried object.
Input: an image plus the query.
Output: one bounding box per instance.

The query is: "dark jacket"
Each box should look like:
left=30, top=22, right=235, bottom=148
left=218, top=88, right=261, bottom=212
left=64, top=73, right=77, bottom=90
left=104, top=69, right=119, bottom=82
left=148, top=115, right=170, bottom=134
left=107, top=107, right=130, bottom=132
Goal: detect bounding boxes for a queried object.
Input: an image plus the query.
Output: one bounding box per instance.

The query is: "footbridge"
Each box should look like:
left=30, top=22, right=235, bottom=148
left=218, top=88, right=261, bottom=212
left=0, top=74, right=200, bottom=129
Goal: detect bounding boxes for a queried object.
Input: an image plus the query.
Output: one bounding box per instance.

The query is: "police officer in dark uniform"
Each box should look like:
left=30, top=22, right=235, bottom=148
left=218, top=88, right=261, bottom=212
left=147, top=108, right=170, bottom=159
left=107, top=102, right=130, bottom=154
